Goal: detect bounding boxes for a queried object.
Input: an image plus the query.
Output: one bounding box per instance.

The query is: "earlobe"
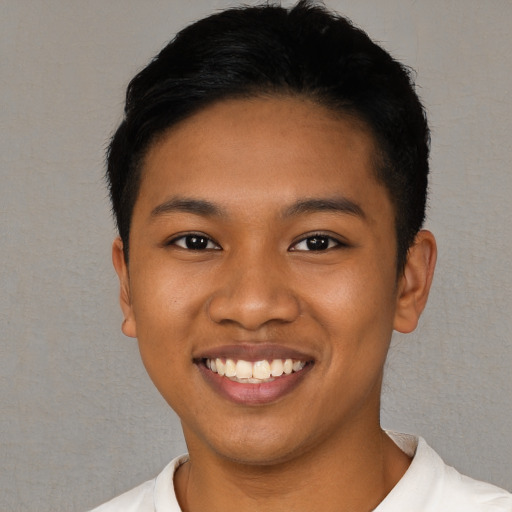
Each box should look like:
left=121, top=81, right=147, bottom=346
left=393, top=230, right=437, bottom=334
left=112, top=237, right=137, bottom=338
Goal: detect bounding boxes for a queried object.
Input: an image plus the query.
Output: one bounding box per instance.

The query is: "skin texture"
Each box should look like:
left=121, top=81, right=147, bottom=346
left=113, top=96, right=437, bottom=512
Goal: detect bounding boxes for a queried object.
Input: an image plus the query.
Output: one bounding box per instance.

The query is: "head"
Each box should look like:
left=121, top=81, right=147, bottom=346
left=106, top=0, right=430, bottom=273
left=107, top=1, right=437, bottom=467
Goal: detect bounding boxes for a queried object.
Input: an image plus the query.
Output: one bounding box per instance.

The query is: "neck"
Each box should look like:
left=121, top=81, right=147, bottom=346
left=175, top=424, right=411, bottom=512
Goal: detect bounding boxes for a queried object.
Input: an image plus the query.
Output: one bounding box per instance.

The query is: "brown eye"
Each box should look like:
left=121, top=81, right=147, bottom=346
left=305, top=236, right=330, bottom=251
left=171, top=234, right=220, bottom=250
left=291, top=234, right=341, bottom=252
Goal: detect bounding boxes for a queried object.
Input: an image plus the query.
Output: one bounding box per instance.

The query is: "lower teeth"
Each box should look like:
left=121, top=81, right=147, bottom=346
left=228, top=376, right=276, bottom=384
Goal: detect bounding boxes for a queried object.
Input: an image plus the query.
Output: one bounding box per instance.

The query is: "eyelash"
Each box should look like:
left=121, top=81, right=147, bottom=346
left=290, top=233, right=344, bottom=252
left=167, top=232, right=344, bottom=252
left=167, top=233, right=221, bottom=251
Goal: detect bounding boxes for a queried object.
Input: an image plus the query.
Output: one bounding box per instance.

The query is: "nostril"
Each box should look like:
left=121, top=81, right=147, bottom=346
left=206, top=289, right=300, bottom=330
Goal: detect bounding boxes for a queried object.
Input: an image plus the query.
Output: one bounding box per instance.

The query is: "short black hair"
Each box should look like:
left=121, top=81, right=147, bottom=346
left=106, top=0, right=430, bottom=272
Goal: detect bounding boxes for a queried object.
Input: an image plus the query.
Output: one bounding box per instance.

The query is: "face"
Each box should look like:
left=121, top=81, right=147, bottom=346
left=114, top=96, right=425, bottom=466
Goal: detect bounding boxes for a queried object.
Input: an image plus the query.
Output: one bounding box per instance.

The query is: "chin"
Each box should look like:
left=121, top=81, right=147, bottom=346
left=203, top=424, right=317, bottom=468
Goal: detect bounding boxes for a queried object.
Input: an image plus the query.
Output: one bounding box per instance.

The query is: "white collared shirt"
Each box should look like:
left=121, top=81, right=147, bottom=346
left=89, top=432, right=512, bottom=511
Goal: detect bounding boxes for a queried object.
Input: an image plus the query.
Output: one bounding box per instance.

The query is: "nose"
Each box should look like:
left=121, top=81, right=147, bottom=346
left=207, top=251, right=301, bottom=331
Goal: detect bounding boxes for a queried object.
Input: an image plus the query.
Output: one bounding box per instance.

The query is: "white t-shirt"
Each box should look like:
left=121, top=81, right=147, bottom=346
left=89, top=432, right=512, bottom=511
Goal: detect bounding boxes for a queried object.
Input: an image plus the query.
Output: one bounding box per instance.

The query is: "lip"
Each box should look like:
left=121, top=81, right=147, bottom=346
left=193, top=343, right=313, bottom=362
left=196, top=360, right=313, bottom=405
left=193, top=343, right=315, bottom=405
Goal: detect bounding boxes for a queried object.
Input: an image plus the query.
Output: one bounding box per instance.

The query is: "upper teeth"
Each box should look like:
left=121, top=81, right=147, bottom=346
left=205, top=358, right=306, bottom=382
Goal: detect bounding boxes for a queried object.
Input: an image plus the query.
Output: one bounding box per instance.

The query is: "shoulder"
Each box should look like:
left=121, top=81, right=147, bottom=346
left=88, top=479, right=155, bottom=512
left=87, top=455, right=188, bottom=512
left=440, top=464, right=512, bottom=511
left=379, top=432, right=512, bottom=512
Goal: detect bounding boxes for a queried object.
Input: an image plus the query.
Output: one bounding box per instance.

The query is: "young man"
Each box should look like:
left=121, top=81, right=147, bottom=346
left=91, top=1, right=512, bottom=510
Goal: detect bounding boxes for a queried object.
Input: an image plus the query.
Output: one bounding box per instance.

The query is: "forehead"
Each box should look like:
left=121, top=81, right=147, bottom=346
left=133, top=96, right=392, bottom=228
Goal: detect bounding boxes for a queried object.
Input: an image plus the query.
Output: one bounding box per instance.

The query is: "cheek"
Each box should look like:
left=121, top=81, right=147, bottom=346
left=314, top=263, right=397, bottom=397
left=304, top=257, right=397, bottom=331
left=129, top=264, right=205, bottom=372
left=132, top=257, right=204, bottom=320
left=304, top=260, right=397, bottom=389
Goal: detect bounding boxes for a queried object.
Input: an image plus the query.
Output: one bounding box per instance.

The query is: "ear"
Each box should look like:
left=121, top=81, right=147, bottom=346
left=393, top=230, right=437, bottom=333
left=112, top=237, right=137, bottom=338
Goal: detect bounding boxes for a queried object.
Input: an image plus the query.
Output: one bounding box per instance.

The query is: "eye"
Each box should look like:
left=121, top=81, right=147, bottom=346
left=169, top=234, right=221, bottom=251
left=290, top=234, right=341, bottom=252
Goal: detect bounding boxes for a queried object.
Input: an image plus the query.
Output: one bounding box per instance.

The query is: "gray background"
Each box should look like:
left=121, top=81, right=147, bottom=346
left=1, top=1, right=511, bottom=511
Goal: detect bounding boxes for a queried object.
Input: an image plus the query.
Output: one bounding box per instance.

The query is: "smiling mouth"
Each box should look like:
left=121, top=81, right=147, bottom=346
left=201, top=358, right=309, bottom=383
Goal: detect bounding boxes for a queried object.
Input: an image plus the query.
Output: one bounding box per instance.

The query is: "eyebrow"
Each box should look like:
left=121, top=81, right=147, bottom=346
left=282, top=197, right=366, bottom=219
left=151, top=197, right=226, bottom=218
left=150, top=195, right=365, bottom=221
